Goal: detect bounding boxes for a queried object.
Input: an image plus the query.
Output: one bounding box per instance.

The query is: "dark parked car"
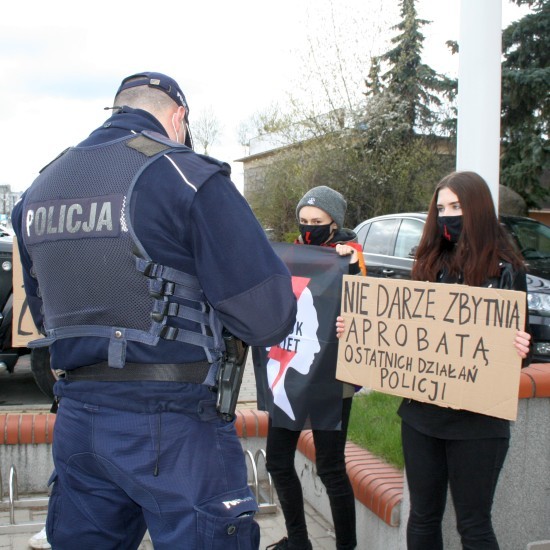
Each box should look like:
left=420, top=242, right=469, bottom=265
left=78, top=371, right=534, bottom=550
left=0, top=236, right=22, bottom=373
left=0, top=235, right=55, bottom=397
left=354, top=213, right=550, bottom=363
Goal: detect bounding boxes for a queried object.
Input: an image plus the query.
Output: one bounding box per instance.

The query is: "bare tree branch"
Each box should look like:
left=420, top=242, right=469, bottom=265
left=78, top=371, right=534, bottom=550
left=192, top=107, right=222, bottom=155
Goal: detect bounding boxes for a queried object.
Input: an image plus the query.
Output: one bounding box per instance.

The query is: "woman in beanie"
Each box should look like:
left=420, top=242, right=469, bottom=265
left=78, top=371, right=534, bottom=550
left=266, top=186, right=363, bottom=550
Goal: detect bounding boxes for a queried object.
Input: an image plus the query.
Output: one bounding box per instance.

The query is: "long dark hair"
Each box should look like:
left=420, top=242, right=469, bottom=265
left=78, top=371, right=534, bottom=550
left=412, top=171, right=524, bottom=286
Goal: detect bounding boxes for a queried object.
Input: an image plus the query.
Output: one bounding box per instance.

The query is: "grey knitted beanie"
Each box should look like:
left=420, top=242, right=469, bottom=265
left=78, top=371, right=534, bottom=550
left=296, top=186, right=347, bottom=228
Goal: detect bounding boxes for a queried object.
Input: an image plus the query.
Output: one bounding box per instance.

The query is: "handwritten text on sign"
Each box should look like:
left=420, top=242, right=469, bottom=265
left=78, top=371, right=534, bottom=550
left=335, top=276, right=526, bottom=420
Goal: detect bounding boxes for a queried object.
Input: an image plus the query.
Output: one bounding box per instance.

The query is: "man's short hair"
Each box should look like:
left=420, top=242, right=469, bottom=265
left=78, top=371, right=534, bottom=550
left=114, top=84, right=176, bottom=113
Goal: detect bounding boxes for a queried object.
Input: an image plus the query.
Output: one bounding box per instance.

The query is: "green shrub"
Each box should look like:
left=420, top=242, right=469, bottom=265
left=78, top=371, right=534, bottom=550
left=348, top=391, right=404, bottom=469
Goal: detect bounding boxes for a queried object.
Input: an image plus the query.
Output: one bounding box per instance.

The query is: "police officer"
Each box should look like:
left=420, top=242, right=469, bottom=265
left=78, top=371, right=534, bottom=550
left=12, top=71, right=297, bottom=550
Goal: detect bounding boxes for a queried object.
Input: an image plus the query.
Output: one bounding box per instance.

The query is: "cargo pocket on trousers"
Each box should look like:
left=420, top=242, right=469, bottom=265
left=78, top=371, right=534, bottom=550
left=195, top=486, right=260, bottom=550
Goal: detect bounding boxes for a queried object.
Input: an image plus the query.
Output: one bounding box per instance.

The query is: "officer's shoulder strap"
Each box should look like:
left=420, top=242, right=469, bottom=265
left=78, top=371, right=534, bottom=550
left=126, top=130, right=190, bottom=157
left=128, top=130, right=231, bottom=176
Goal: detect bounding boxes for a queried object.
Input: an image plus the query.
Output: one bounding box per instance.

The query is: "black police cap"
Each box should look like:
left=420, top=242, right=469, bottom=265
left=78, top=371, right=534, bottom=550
left=116, top=72, right=190, bottom=117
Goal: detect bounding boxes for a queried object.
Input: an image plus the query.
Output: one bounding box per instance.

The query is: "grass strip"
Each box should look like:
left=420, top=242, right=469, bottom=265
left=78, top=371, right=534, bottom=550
left=347, top=391, right=404, bottom=469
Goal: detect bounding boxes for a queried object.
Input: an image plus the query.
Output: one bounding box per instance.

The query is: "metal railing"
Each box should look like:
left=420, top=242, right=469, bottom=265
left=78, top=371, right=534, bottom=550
left=0, top=465, right=48, bottom=534
left=245, top=448, right=277, bottom=514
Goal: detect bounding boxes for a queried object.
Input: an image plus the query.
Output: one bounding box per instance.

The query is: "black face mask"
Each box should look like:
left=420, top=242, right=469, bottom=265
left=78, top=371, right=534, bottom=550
left=437, top=215, right=463, bottom=243
left=299, top=223, right=333, bottom=245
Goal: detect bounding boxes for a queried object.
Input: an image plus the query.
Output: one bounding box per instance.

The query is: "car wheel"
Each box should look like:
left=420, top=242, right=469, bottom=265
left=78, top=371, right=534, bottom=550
left=30, top=347, right=57, bottom=399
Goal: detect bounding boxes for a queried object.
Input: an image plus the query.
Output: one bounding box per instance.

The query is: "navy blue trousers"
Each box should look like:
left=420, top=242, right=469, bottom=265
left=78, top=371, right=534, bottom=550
left=402, top=421, right=509, bottom=550
left=47, top=390, right=259, bottom=550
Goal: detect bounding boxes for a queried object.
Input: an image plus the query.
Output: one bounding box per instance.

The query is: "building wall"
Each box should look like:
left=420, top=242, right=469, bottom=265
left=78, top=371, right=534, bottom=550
left=528, top=210, right=550, bottom=226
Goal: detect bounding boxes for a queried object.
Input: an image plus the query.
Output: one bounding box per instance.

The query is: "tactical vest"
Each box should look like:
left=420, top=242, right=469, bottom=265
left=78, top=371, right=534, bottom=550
left=22, top=131, right=226, bottom=374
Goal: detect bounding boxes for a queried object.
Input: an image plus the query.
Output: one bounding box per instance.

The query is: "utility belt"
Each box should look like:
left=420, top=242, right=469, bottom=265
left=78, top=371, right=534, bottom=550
left=62, top=361, right=212, bottom=384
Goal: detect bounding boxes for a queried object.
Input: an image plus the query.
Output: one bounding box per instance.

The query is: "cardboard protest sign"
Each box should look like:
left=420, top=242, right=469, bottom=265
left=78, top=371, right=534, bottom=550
left=12, top=236, right=42, bottom=347
left=336, top=275, right=526, bottom=420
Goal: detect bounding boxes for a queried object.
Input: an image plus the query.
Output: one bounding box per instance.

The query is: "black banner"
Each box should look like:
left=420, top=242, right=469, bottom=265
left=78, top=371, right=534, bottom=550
left=253, top=243, right=350, bottom=430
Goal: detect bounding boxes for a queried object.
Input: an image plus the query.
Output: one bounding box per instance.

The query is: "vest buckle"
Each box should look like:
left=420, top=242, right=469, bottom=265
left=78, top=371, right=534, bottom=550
left=160, top=325, right=179, bottom=341
left=142, top=261, right=163, bottom=278
left=149, top=280, right=175, bottom=299
left=151, top=301, right=170, bottom=322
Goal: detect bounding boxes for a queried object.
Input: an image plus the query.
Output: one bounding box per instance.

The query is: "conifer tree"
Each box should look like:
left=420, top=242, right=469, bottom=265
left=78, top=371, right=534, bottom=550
left=371, top=0, right=456, bottom=138
left=501, top=0, right=550, bottom=207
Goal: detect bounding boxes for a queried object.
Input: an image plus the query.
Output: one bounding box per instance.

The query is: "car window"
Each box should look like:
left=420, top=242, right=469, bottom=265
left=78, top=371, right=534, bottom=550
left=363, top=218, right=399, bottom=255
left=506, top=218, right=550, bottom=259
left=355, top=223, right=371, bottom=250
left=394, top=219, right=425, bottom=258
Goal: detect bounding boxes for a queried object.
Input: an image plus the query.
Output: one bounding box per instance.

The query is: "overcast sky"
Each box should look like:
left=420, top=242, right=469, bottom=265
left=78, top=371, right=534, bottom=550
left=0, top=0, right=529, bottom=193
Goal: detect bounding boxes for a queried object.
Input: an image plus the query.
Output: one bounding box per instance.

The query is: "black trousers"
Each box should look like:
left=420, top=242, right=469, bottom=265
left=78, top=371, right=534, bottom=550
left=265, top=397, right=356, bottom=550
left=402, top=421, right=509, bottom=550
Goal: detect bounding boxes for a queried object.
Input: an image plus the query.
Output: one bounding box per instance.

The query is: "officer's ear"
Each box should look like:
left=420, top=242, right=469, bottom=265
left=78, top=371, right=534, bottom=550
left=174, top=106, right=187, bottom=144
left=176, top=105, right=187, bottom=123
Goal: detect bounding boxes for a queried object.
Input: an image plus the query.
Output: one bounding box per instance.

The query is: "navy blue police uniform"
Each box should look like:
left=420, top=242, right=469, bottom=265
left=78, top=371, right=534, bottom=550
left=12, top=72, right=296, bottom=550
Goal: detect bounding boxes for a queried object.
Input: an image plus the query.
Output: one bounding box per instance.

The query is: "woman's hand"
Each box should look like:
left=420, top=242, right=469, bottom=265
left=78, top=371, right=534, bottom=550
left=335, top=244, right=358, bottom=264
left=336, top=315, right=346, bottom=339
left=514, top=330, right=531, bottom=359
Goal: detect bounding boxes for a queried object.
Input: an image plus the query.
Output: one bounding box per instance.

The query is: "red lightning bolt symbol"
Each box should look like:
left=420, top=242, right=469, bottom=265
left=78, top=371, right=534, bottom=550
left=267, top=276, right=310, bottom=390
left=268, top=346, right=296, bottom=389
